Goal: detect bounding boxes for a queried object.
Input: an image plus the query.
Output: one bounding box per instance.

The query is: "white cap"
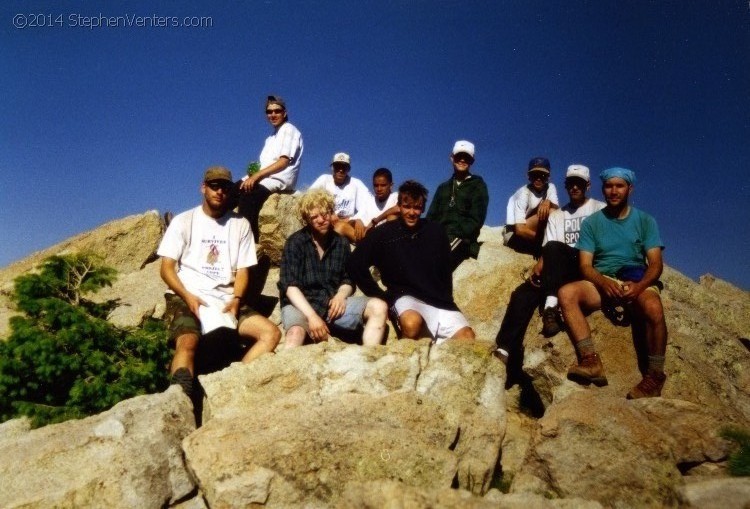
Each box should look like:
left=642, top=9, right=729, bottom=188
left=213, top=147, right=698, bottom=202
left=566, top=164, right=590, bottom=182
left=331, top=152, right=351, bottom=166
left=452, top=140, right=475, bottom=158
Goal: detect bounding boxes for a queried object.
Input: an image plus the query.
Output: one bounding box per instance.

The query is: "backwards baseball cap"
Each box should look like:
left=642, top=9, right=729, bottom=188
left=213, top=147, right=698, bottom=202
left=599, top=167, right=636, bottom=185
left=566, top=164, right=590, bottom=182
left=204, top=166, right=233, bottom=182
left=266, top=95, right=286, bottom=109
left=331, top=152, right=351, bottom=166
left=452, top=140, right=475, bottom=158
left=528, top=157, right=551, bottom=174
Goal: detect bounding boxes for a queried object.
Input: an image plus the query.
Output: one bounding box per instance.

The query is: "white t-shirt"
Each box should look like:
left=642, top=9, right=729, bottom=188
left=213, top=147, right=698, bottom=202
left=157, top=206, right=257, bottom=306
left=370, top=192, right=398, bottom=226
left=505, top=183, right=560, bottom=225
left=258, top=122, right=304, bottom=192
left=310, top=174, right=376, bottom=223
left=543, top=198, right=605, bottom=247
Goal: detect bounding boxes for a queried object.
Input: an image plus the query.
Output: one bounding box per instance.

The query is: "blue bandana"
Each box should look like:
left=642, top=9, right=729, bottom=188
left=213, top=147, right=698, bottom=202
left=599, top=167, right=636, bottom=185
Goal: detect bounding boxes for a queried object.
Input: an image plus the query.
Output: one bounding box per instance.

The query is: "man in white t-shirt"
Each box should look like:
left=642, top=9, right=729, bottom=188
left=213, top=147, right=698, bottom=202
left=236, top=95, right=304, bottom=242
left=494, top=164, right=602, bottom=385
left=309, top=152, right=375, bottom=242
left=503, top=157, right=559, bottom=256
left=158, top=166, right=281, bottom=397
left=533, top=165, right=605, bottom=336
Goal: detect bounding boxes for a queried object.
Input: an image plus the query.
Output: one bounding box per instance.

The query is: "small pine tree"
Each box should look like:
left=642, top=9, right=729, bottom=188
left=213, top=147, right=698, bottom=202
left=0, top=254, right=171, bottom=427
left=721, top=426, right=750, bottom=476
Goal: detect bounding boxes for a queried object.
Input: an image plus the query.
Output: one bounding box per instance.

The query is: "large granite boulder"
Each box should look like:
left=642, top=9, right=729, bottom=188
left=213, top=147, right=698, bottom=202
left=184, top=339, right=505, bottom=507
left=0, top=386, right=195, bottom=509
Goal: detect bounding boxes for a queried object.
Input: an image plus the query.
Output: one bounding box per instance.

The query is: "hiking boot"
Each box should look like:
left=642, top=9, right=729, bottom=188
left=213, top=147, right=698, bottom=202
left=171, top=367, right=193, bottom=397
left=627, top=371, right=667, bottom=399
left=541, top=307, right=562, bottom=337
left=567, top=352, right=608, bottom=387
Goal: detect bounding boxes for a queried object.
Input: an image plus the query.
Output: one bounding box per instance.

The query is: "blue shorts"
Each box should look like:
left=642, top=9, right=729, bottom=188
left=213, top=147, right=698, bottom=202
left=281, top=295, right=369, bottom=333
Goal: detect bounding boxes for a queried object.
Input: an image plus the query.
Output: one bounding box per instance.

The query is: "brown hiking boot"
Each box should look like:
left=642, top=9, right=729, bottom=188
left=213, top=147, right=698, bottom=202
left=567, top=352, right=608, bottom=387
left=627, top=371, right=667, bottom=399
left=541, top=307, right=562, bottom=337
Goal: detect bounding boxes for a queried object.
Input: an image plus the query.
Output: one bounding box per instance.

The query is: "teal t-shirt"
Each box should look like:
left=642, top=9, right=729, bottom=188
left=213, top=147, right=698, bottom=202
left=576, top=207, right=664, bottom=277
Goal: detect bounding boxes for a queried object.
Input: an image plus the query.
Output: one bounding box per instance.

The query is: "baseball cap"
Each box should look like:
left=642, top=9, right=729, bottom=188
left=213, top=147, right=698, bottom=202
left=204, top=166, right=233, bottom=182
left=452, top=140, right=475, bottom=158
left=331, top=152, right=351, bottom=166
left=266, top=95, right=286, bottom=110
left=566, top=164, right=590, bottom=182
left=528, top=157, right=551, bottom=174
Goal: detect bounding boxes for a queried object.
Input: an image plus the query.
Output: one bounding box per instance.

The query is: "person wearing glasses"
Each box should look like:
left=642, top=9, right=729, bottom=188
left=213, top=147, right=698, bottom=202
left=278, top=188, right=388, bottom=348
left=426, top=140, right=489, bottom=272
left=502, top=157, right=559, bottom=256
left=309, top=152, right=375, bottom=243
left=236, top=95, right=304, bottom=242
left=158, top=166, right=281, bottom=397
left=493, top=165, right=604, bottom=385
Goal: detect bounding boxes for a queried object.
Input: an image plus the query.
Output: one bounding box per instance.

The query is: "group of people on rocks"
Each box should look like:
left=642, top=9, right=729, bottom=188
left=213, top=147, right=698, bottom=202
left=158, top=95, right=669, bottom=402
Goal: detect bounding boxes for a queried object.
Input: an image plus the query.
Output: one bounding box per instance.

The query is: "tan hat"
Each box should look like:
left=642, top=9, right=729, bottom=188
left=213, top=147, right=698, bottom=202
left=204, top=166, right=233, bottom=182
left=331, top=152, right=351, bottom=166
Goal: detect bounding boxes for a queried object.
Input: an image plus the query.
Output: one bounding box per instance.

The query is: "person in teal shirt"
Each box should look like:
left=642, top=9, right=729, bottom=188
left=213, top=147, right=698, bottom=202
left=558, top=167, right=668, bottom=399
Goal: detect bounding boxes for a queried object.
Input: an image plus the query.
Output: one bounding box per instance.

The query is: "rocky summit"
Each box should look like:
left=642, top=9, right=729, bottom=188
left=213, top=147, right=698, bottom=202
left=0, top=196, right=748, bottom=508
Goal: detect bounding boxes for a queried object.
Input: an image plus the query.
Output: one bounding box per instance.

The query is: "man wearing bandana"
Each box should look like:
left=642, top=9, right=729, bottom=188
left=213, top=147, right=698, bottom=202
left=558, top=167, right=668, bottom=399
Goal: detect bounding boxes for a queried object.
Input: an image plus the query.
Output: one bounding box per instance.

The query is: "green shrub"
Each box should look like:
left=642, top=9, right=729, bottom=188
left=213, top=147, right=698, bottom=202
left=720, top=426, right=750, bottom=476
left=0, top=254, right=170, bottom=427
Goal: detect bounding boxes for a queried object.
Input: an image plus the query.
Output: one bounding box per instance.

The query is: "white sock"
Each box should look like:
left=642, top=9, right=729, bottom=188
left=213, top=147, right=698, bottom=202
left=544, top=296, right=558, bottom=309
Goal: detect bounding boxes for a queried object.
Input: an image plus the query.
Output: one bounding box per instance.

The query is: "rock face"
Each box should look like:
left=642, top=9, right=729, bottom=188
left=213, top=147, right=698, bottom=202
left=186, top=340, right=505, bottom=507
left=0, top=386, right=195, bottom=509
left=0, top=199, right=749, bottom=508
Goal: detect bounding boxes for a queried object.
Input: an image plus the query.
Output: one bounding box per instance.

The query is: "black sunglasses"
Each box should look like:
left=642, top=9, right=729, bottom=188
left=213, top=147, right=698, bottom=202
left=266, top=108, right=285, bottom=115
left=206, top=180, right=232, bottom=191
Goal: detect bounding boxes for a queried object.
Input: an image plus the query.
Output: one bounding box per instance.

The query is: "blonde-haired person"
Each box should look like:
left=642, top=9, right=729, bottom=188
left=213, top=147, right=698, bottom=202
left=277, top=189, right=388, bottom=347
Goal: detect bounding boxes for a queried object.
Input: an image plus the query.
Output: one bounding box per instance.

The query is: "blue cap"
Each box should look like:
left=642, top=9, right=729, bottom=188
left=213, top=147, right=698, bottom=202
left=528, top=157, right=551, bottom=173
left=599, top=167, right=636, bottom=185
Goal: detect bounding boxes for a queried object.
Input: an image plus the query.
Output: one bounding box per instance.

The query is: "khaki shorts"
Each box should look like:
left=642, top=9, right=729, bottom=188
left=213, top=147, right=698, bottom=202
left=163, top=293, right=260, bottom=346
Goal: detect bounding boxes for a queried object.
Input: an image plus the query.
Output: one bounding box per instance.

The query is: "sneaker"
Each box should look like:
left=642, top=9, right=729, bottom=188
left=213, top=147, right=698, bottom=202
left=541, top=307, right=562, bottom=337
left=492, top=348, right=509, bottom=365
left=627, top=371, right=666, bottom=399
left=567, top=352, right=608, bottom=387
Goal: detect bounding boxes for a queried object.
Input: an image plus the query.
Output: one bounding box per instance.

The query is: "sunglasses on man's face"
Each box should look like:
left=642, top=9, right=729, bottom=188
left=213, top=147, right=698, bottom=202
left=529, top=172, right=548, bottom=181
left=206, top=181, right=232, bottom=192
left=266, top=108, right=285, bottom=115
left=565, top=178, right=588, bottom=189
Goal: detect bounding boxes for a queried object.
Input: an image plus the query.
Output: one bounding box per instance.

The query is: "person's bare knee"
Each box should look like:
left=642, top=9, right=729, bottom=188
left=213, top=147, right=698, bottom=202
left=399, top=310, right=424, bottom=339
left=171, top=333, right=199, bottom=374
left=451, top=326, right=475, bottom=341
left=284, top=325, right=307, bottom=349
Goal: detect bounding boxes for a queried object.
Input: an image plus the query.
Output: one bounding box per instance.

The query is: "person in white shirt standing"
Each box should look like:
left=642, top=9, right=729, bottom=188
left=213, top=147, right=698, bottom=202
left=236, top=95, right=304, bottom=242
left=310, top=152, right=375, bottom=243
left=159, top=166, right=281, bottom=397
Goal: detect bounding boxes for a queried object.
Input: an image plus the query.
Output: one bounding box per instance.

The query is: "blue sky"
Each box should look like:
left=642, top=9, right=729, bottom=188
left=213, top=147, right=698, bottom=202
left=2, top=1, right=749, bottom=289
